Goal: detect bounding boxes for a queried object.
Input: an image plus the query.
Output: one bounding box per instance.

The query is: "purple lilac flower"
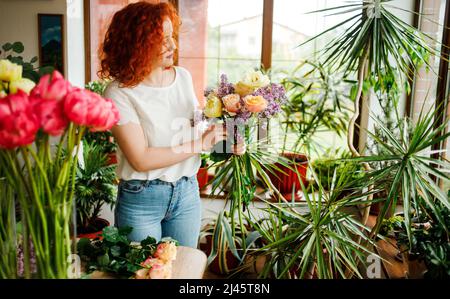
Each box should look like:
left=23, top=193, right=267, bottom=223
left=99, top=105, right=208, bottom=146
left=203, top=87, right=215, bottom=98
left=217, top=74, right=235, bottom=98
left=252, top=83, right=287, bottom=118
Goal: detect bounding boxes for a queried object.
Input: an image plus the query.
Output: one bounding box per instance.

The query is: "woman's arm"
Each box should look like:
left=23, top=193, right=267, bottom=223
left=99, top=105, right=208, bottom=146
left=112, top=122, right=228, bottom=172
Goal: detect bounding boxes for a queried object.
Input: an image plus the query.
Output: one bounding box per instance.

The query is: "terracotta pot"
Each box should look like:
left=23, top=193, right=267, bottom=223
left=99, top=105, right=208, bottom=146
left=201, top=235, right=241, bottom=275
left=107, top=152, right=117, bottom=165
left=197, top=167, right=209, bottom=190
left=77, top=218, right=110, bottom=240
left=267, top=152, right=308, bottom=201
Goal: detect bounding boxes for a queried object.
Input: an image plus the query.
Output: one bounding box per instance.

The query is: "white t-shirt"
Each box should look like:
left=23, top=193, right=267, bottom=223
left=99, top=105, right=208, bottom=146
left=104, top=66, right=201, bottom=182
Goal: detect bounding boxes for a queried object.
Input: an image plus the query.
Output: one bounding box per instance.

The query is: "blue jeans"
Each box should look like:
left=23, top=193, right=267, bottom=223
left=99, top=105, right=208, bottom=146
left=114, top=175, right=202, bottom=248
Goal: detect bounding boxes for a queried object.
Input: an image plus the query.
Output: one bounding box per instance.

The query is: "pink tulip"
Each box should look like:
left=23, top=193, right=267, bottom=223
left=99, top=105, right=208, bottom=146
left=32, top=96, right=68, bottom=136
left=0, top=91, right=39, bottom=149
left=31, top=71, right=72, bottom=101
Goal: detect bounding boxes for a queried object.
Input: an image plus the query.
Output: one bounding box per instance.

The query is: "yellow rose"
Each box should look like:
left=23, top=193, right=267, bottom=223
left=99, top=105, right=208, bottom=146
left=204, top=95, right=223, bottom=118
left=234, top=81, right=256, bottom=97
left=0, top=59, right=22, bottom=82
left=244, top=95, right=268, bottom=113
left=9, top=78, right=36, bottom=94
left=235, top=71, right=270, bottom=97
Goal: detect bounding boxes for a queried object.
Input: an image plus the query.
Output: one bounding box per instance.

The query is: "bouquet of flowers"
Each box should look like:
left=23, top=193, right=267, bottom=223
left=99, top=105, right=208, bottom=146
left=198, top=70, right=290, bottom=244
left=0, top=59, right=119, bottom=278
left=200, top=70, right=287, bottom=161
left=77, top=226, right=177, bottom=279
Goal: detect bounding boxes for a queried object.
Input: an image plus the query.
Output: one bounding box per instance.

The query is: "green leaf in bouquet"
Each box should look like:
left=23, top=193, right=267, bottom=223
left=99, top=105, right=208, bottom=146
left=97, top=253, right=110, bottom=267
left=110, top=245, right=121, bottom=257
left=140, top=236, right=157, bottom=247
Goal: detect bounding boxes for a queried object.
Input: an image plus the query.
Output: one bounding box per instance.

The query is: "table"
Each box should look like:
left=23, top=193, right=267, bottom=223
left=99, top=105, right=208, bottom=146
left=89, top=246, right=208, bottom=279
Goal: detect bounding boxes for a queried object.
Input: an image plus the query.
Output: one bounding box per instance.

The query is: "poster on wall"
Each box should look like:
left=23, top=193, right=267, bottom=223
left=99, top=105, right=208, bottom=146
left=38, top=14, right=64, bottom=76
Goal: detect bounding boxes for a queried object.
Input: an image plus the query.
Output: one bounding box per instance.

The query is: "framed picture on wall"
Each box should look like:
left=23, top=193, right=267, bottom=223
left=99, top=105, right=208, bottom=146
left=38, top=14, right=64, bottom=76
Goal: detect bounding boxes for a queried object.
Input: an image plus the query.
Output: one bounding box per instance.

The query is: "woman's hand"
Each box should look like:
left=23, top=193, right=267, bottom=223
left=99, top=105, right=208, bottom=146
left=200, top=124, right=228, bottom=152
left=232, top=142, right=246, bottom=156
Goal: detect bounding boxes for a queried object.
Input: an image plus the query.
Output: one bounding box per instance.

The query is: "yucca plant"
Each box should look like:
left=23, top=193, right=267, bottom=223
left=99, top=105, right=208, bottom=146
left=208, top=123, right=297, bottom=250
left=349, top=107, right=450, bottom=243
left=201, top=210, right=263, bottom=276
left=250, top=168, right=380, bottom=279
left=301, top=0, right=442, bottom=224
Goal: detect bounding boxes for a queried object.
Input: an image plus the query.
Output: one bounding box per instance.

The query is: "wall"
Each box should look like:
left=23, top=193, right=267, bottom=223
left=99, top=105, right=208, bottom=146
left=66, top=0, right=85, bottom=87
left=0, top=0, right=68, bottom=79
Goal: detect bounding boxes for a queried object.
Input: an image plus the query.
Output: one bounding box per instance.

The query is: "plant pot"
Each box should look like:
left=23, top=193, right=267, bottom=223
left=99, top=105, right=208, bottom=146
left=267, top=152, right=308, bottom=201
left=197, top=167, right=209, bottom=190
left=77, top=218, right=110, bottom=240
left=201, top=235, right=241, bottom=275
left=107, top=152, right=117, bottom=165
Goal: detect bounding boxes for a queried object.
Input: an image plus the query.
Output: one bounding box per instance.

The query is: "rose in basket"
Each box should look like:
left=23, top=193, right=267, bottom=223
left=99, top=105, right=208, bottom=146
left=0, top=60, right=120, bottom=278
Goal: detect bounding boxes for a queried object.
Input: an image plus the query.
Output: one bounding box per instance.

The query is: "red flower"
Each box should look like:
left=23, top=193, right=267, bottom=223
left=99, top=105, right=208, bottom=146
left=0, top=91, right=39, bottom=149
left=89, top=97, right=120, bottom=132
left=63, top=88, right=91, bottom=126
left=30, top=71, right=72, bottom=101
left=32, top=96, right=68, bottom=136
left=64, top=89, right=119, bottom=131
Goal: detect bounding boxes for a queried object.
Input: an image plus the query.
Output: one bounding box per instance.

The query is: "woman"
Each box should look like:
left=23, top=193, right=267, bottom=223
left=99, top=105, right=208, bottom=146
left=100, top=2, right=244, bottom=248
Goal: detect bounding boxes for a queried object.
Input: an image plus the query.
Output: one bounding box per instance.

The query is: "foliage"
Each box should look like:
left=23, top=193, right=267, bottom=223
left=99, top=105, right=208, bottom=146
left=250, top=169, right=379, bottom=279
left=1, top=41, right=53, bottom=83
left=350, top=108, right=450, bottom=243
left=300, top=0, right=437, bottom=81
left=77, top=226, right=178, bottom=278
left=310, top=149, right=365, bottom=191
left=396, top=200, right=450, bottom=279
left=379, top=215, right=404, bottom=237
left=200, top=210, right=262, bottom=275
left=75, top=141, right=117, bottom=233
left=83, top=80, right=117, bottom=154
left=280, top=61, right=353, bottom=155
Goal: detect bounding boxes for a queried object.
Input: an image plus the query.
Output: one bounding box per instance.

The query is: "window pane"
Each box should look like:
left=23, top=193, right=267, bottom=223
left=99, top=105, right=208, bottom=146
left=271, top=0, right=358, bottom=76
left=206, top=0, right=263, bottom=85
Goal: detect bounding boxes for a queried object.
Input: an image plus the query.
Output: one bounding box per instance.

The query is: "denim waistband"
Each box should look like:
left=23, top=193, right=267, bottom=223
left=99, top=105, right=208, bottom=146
left=120, top=175, right=195, bottom=188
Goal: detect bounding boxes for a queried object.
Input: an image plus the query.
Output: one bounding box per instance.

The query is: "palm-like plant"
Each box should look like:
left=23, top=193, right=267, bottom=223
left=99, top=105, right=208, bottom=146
left=302, top=0, right=443, bottom=224
left=250, top=168, right=380, bottom=279
left=351, top=108, right=450, bottom=243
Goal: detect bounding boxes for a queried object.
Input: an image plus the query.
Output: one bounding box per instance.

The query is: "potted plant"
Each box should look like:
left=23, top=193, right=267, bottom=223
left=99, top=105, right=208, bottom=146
left=269, top=61, right=351, bottom=200
left=395, top=199, right=450, bottom=279
left=252, top=169, right=380, bottom=279
left=200, top=210, right=262, bottom=276
left=75, top=141, right=117, bottom=239
left=301, top=0, right=444, bottom=227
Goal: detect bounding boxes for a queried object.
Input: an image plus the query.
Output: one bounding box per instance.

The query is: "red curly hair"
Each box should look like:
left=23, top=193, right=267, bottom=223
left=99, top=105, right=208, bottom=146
left=98, top=1, right=180, bottom=88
